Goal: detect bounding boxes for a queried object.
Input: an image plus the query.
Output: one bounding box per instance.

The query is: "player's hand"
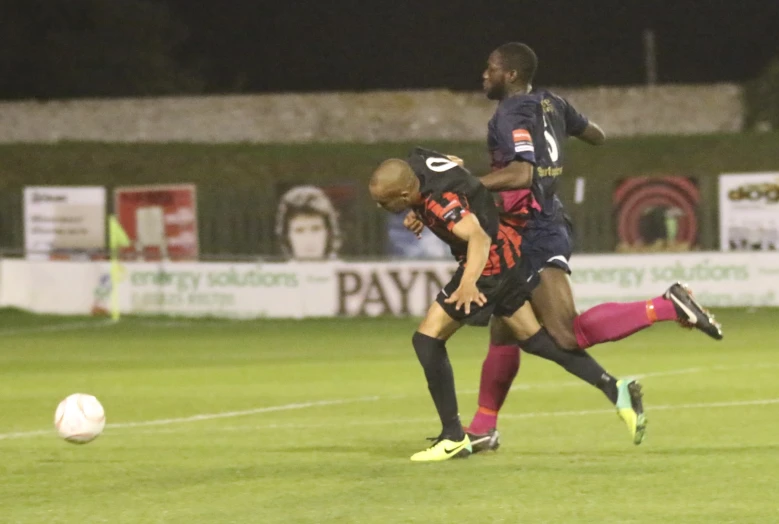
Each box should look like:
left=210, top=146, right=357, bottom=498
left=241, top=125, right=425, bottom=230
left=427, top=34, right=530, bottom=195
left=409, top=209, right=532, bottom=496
left=444, top=280, right=487, bottom=315
left=403, top=211, right=424, bottom=238
left=445, top=155, right=465, bottom=167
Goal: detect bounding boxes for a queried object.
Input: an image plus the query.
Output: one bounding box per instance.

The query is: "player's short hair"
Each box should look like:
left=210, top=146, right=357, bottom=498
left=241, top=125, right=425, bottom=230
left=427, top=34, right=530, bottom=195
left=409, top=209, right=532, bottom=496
left=495, top=42, right=537, bottom=84
left=274, top=185, right=342, bottom=258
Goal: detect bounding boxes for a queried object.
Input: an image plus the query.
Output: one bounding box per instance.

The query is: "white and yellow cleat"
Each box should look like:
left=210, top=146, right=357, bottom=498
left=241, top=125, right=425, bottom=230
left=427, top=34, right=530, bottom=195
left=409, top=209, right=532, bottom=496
left=616, top=378, right=647, bottom=445
left=410, top=434, right=472, bottom=462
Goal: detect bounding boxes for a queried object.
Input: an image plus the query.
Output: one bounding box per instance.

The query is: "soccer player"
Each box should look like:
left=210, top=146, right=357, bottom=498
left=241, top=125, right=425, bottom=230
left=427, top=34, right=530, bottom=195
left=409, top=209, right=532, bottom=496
left=370, top=147, right=646, bottom=462
left=472, top=42, right=723, bottom=451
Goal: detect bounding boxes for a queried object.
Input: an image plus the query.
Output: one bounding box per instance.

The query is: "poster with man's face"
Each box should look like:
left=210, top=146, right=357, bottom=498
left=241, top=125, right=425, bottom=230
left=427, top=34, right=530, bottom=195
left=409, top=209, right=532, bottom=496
left=275, top=183, right=356, bottom=260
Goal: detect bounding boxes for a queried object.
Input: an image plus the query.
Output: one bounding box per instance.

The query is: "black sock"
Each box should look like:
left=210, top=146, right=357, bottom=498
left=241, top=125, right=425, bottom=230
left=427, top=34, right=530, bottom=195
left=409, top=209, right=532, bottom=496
left=520, top=328, right=618, bottom=404
left=412, top=331, right=464, bottom=439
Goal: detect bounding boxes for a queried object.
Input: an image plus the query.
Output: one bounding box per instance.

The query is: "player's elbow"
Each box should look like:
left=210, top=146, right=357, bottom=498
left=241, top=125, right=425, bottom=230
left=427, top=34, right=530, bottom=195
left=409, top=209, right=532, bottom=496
left=461, top=221, right=491, bottom=246
left=507, top=162, right=533, bottom=188
left=581, top=123, right=606, bottom=146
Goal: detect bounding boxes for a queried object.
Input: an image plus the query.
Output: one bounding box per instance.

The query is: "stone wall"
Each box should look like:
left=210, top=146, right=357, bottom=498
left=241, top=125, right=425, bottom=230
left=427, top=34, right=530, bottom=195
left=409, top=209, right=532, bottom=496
left=0, top=84, right=742, bottom=143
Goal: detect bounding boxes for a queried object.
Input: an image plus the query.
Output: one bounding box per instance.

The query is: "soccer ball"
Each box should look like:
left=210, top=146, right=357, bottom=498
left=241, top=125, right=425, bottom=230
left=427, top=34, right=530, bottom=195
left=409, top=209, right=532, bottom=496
left=54, top=393, right=106, bottom=444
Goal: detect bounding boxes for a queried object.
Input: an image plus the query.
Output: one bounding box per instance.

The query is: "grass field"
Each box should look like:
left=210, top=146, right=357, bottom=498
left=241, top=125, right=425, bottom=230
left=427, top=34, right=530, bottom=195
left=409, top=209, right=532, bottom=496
left=1, top=308, right=778, bottom=523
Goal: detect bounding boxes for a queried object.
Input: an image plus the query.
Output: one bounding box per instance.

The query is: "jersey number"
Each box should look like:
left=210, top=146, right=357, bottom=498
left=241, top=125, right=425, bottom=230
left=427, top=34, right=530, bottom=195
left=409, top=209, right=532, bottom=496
left=543, top=116, right=560, bottom=162
left=425, top=157, right=458, bottom=172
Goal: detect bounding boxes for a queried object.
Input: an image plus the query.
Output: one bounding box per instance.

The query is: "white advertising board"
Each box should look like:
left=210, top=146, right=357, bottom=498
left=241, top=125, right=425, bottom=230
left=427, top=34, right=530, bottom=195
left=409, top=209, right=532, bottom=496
left=1, top=253, right=777, bottom=318
left=24, top=186, right=106, bottom=260
left=718, top=173, right=779, bottom=252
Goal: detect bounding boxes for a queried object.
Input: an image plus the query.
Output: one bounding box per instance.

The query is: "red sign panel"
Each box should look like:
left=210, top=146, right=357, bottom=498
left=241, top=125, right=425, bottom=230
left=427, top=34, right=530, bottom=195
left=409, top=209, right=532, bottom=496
left=114, top=184, right=198, bottom=260
left=613, top=176, right=699, bottom=253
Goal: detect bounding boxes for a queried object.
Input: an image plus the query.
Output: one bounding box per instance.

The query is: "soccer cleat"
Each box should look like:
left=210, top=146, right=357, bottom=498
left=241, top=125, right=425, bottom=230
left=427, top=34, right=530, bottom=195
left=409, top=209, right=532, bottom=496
left=616, top=378, right=647, bottom=445
left=465, top=428, right=501, bottom=454
left=664, top=282, right=723, bottom=340
left=410, top=434, right=472, bottom=462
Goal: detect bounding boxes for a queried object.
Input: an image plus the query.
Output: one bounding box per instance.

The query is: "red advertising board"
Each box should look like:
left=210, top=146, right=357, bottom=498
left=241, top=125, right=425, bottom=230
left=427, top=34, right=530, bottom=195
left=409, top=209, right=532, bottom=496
left=613, top=176, right=699, bottom=253
left=114, top=184, right=198, bottom=260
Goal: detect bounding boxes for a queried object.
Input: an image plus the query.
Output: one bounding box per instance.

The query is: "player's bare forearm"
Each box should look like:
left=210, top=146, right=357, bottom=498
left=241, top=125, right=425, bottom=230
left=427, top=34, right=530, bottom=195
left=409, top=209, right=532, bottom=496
left=462, top=231, right=490, bottom=283
left=575, top=122, right=606, bottom=145
left=451, top=214, right=491, bottom=283
left=479, top=161, right=533, bottom=191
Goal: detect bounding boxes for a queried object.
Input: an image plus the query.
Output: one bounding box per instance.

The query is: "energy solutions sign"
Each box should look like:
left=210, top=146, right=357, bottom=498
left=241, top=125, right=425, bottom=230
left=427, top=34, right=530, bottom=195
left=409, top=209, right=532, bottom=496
left=23, top=186, right=106, bottom=260
left=1, top=253, right=778, bottom=318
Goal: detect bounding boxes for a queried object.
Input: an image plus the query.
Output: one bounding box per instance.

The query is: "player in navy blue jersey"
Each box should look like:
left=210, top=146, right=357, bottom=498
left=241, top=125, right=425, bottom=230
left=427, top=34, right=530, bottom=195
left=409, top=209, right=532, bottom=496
left=470, top=42, right=722, bottom=450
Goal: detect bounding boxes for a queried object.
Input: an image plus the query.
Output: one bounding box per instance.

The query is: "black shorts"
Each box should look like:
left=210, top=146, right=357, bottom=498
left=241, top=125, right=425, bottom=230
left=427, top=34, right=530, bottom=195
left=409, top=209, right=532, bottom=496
left=435, top=263, right=540, bottom=327
left=522, top=213, right=574, bottom=275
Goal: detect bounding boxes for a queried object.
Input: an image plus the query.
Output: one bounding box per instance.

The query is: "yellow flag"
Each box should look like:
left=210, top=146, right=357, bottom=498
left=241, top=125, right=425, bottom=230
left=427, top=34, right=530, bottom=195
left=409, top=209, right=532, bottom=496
left=108, top=215, right=130, bottom=321
left=109, top=215, right=130, bottom=251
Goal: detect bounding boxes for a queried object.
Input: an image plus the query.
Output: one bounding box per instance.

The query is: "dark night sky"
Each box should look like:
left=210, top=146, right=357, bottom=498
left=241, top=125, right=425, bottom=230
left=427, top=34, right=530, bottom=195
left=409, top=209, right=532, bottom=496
left=157, top=0, right=779, bottom=93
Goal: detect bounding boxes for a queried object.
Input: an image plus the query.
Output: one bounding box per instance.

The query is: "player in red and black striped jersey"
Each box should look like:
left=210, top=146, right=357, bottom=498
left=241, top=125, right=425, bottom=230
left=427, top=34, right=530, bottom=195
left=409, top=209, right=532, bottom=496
left=370, top=148, right=646, bottom=462
left=376, top=148, right=536, bottom=327
left=407, top=148, right=525, bottom=279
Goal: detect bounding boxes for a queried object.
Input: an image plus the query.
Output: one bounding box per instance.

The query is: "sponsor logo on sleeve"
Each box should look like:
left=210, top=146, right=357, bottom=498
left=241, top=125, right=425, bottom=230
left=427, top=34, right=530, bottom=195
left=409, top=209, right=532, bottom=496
left=512, top=128, right=534, bottom=153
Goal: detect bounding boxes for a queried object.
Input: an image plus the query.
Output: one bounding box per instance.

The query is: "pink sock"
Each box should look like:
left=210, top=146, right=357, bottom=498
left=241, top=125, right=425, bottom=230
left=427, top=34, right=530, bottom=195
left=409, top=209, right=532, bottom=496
left=573, top=297, right=677, bottom=349
left=469, top=407, right=499, bottom=435
left=467, top=343, right=520, bottom=434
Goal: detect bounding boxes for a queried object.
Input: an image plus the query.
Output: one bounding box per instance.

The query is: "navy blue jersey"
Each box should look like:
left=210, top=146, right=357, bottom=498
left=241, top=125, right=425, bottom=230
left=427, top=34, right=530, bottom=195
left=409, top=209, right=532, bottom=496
left=487, top=89, right=588, bottom=219
left=407, top=147, right=523, bottom=276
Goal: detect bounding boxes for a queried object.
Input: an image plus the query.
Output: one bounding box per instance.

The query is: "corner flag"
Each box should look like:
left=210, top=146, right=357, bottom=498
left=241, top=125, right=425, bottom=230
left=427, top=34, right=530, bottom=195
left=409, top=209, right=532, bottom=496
left=108, top=215, right=130, bottom=321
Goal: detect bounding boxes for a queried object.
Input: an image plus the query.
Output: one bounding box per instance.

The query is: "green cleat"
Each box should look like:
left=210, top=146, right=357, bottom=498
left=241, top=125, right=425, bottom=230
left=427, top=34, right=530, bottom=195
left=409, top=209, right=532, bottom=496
left=616, top=378, right=647, bottom=445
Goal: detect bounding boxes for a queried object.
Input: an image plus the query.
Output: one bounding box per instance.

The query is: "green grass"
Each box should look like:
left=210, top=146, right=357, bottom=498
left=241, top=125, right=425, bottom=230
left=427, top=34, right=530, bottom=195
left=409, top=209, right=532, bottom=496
left=1, top=309, right=778, bottom=523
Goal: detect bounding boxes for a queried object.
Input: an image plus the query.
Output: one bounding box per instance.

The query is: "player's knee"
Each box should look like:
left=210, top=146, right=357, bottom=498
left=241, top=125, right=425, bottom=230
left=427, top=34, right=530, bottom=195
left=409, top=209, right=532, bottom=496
left=544, top=320, right=579, bottom=351
left=412, top=331, right=445, bottom=366
left=489, top=318, right=517, bottom=345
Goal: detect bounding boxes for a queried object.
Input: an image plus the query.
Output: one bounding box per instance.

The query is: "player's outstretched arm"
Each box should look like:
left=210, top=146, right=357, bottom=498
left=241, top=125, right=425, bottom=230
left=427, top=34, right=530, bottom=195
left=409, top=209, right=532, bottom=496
left=445, top=214, right=490, bottom=314
left=575, top=121, right=606, bottom=146
left=478, top=160, right=533, bottom=191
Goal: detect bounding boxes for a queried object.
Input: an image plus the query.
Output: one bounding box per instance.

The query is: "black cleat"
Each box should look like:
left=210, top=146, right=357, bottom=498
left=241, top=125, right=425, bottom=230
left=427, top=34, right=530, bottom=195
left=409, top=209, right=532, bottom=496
left=664, top=282, right=723, bottom=340
left=466, top=428, right=501, bottom=454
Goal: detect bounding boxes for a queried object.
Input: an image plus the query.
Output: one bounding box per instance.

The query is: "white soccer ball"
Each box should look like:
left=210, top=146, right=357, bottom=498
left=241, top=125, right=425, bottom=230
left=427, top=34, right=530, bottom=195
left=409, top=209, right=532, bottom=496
left=54, top=393, right=106, bottom=444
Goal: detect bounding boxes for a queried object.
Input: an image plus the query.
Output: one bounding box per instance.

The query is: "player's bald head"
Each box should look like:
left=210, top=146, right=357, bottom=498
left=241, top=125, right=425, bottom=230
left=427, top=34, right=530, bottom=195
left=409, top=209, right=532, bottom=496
left=370, top=159, right=416, bottom=194
left=369, top=159, right=420, bottom=213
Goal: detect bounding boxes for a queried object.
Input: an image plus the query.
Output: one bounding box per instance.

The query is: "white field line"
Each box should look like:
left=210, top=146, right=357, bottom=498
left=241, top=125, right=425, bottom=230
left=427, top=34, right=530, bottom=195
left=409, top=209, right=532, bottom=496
left=502, top=397, right=779, bottom=420
left=0, top=397, right=381, bottom=441
left=2, top=365, right=777, bottom=441
left=5, top=397, right=778, bottom=440
left=0, top=320, right=115, bottom=337
left=0, top=367, right=696, bottom=440
left=483, top=363, right=779, bottom=396
left=456, top=366, right=703, bottom=395
left=120, top=397, right=779, bottom=435
left=109, top=397, right=381, bottom=428
left=0, top=429, right=52, bottom=440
